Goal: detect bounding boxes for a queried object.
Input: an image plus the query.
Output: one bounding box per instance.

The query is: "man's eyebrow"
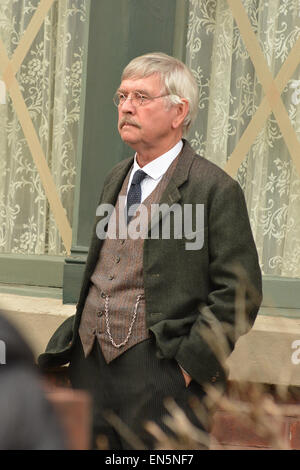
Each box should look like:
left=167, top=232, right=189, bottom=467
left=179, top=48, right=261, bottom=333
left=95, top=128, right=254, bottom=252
left=134, top=89, right=151, bottom=95
left=117, top=88, right=150, bottom=95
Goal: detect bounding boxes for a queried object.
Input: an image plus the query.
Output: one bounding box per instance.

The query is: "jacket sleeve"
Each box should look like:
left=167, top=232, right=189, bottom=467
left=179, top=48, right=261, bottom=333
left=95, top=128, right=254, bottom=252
left=175, top=178, right=262, bottom=388
left=37, top=314, right=76, bottom=370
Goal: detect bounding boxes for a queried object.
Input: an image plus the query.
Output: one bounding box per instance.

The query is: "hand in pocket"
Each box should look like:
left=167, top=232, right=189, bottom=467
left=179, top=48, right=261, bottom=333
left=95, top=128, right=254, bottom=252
left=179, top=365, right=192, bottom=387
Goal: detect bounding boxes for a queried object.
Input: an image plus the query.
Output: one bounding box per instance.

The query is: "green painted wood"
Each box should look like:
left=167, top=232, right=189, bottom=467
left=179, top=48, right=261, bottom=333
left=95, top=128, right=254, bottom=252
left=262, top=276, right=300, bottom=310
left=63, top=245, right=88, bottom=303
left=259, top=306, right=300, bottom=319
left=70, top=0, right=91, bottom=246
left=173, top=0, right=189, bottom=61
left=0, top=254, right=64, bottom=287
left=0, top=284, right=62, bottom=299
left=63, top=259, right=86, bottom=304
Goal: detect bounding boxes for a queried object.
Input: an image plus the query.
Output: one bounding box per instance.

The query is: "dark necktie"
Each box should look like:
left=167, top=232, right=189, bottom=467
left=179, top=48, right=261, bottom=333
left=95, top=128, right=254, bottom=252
left=126, top=169, right=147, bottom=224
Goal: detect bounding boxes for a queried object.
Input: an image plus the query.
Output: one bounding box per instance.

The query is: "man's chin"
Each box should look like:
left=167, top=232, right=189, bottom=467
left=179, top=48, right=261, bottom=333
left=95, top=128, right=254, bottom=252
left=119, top=130, right=139, bottom=146
left=121, top=138, right=139, bottom=151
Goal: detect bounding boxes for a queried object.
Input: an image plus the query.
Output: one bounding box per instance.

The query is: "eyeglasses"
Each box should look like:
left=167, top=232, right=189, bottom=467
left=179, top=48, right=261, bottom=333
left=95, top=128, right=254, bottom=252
left=113, top=90, right=170, bottom=107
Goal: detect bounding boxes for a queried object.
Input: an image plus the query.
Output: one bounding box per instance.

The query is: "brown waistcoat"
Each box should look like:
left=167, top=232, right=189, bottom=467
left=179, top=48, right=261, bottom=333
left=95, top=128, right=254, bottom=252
left=79, top=154, right=179, bottom=363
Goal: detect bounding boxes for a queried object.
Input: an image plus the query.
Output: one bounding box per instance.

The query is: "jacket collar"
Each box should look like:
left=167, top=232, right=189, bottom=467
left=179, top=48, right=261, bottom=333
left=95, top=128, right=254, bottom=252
left=101, top=139, right=196, bottom=207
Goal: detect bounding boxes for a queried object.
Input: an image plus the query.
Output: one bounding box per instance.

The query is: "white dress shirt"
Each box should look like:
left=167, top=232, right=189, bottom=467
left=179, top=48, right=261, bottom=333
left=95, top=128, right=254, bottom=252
left=126, top=140, right=183, bottom=203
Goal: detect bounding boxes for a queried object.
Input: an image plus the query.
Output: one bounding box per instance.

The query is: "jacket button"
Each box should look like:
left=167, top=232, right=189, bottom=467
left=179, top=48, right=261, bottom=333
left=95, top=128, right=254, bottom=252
left=97, top=311, right=103, bottom=318
left=211, top=376, right=217, bottom=383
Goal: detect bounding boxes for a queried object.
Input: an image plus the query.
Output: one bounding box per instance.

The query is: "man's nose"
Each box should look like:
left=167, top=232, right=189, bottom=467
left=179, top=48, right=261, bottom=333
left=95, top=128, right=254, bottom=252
left=120, top=96, right=136, bottom=113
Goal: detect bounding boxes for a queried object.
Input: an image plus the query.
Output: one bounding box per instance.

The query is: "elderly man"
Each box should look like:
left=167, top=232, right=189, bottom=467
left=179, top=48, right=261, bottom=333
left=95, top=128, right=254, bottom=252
left=39, top=52, right=262, bottom=449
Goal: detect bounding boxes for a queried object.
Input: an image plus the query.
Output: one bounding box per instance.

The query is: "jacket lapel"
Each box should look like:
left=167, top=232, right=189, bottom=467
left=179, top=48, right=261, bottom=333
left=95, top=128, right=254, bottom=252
left=147, top=139, right=196, bottom=232
left=83, top=156, right=134, bottom=278
left=101, top=157, right=134, bottom=206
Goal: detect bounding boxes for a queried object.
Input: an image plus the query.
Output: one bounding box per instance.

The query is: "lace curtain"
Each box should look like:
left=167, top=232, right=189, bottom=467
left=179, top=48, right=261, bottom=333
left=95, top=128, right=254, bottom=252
left=186, top=0, right=300, bottom=277
left=0, top=0, right=87, bottom=255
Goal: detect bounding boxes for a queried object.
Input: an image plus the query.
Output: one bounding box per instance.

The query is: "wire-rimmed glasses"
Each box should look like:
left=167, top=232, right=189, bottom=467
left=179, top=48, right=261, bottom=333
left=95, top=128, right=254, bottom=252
left=113, top=90, right=170, bottom=107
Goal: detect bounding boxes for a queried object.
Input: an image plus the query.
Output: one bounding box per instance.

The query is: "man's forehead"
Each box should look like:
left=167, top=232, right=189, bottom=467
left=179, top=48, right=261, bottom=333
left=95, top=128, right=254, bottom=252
left=118, top=74, right=162, bottom=92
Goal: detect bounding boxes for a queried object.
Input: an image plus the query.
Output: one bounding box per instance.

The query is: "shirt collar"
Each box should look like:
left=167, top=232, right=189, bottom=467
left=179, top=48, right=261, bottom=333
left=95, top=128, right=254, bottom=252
left=132, top=140, right=183, bottom=180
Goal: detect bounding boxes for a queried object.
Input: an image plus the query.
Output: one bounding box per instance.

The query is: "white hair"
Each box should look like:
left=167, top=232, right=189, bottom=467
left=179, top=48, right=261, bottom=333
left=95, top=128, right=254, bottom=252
left=121, top=52, right=199, bottom=134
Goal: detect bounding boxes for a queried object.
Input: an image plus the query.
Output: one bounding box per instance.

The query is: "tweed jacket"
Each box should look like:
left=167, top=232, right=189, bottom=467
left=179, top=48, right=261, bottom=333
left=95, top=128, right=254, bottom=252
left=38, top=140, right=262, bottom=389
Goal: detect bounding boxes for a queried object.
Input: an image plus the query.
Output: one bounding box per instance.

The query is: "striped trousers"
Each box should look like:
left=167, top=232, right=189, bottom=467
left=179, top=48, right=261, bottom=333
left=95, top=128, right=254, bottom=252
left=69, top=335, right=210, bottom=450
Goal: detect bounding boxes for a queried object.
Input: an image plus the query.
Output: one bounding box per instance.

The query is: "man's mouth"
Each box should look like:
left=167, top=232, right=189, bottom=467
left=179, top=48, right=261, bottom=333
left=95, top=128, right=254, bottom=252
left=120, top=118, right=141, bottom=129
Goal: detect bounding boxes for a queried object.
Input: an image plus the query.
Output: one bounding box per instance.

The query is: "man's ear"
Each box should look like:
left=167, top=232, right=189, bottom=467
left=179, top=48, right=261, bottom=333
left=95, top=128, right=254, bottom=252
left=171, top=98, right=189, bottom=129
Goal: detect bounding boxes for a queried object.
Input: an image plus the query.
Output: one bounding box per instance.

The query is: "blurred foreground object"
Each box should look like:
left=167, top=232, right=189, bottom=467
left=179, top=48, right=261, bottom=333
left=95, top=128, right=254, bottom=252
left=210, top=381, right=300, bottom=450
left=0, top=313, right=66, bottom=449
left=45, top=383, right=91, bottom=450
left=142, top=380, right=300, bottom=450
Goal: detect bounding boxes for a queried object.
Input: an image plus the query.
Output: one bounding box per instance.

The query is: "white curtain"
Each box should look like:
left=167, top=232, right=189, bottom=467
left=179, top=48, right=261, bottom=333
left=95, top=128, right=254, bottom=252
left=0, top=0, right=88, bottom=255
left=186, top=0, right=300, bottom=277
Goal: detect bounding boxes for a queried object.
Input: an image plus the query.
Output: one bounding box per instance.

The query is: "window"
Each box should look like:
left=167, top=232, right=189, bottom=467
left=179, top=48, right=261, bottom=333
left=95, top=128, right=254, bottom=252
left=186, top=0, right=300, bottom=279
left=0, top=0, right=88, bottom=259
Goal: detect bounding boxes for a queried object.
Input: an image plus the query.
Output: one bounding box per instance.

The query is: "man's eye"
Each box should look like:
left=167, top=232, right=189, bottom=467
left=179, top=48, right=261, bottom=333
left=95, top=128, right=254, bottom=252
left=139, top=94, right=149, bottom=102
